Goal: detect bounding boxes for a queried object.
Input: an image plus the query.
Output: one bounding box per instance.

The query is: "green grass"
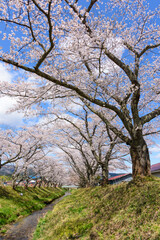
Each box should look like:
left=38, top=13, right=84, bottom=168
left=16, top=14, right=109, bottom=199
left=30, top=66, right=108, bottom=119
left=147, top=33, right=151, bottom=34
left=33, top=177, right=160, bottom=240
left=0, top=185, right=65, bottom=232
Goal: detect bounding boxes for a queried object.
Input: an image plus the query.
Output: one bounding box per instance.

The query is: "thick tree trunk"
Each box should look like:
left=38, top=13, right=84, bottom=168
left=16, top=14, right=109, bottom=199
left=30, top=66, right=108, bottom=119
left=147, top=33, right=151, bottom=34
left=89, top=174, right=96, bottom=186
left=101, top=164, right=109, bottom=186
left=130, top=138, right=151, bottom=179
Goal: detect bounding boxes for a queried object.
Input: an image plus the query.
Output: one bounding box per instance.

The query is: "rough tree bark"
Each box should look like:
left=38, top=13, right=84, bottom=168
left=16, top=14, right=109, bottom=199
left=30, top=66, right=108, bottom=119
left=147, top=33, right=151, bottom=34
left=101, top=164, right=109, bottom=186
left=130, top=137, right=151, bottom=178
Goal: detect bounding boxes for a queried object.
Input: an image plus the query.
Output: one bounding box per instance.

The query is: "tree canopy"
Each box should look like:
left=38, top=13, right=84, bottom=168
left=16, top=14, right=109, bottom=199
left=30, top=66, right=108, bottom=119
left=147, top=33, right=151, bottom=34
left=0, top=0, right=160, bottom=179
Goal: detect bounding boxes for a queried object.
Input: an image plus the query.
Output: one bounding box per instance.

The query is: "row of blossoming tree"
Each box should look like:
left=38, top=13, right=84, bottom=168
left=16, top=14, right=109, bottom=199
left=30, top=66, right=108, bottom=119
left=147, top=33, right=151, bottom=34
left=0, top=0, right=160, bottom=182
left=0, top=124, right=66, bottom=187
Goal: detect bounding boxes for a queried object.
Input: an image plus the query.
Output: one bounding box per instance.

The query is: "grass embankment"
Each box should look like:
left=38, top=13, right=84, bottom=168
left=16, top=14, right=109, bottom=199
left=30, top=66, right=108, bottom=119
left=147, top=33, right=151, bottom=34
left=33, top=177, right=160, bottom=240
left=0, top=186, right=65, bottom=233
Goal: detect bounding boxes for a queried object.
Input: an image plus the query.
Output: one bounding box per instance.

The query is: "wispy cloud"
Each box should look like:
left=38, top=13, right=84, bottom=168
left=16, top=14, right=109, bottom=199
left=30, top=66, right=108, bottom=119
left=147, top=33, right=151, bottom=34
left=149, top=144, right=160, bottom=162
left=0, top=64, right=24, bottom=127
left=0, top=63, right=12, bottom=83
left=150, top=145, right=160, bottom=153
left=0, top=96, right=24, bottom=127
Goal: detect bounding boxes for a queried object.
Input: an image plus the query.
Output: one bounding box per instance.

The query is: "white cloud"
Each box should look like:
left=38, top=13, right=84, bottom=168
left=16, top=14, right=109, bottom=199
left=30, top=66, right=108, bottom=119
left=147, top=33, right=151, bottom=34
left=150, top=145, right=160, bottom=153
left=0, top=64, right=24, bottom=127
left=154, top=153, right=160, bottom=159
left=0, top=96, right=24, bottom=127
left=149, top=144, right=160, bottom=163
left=0, top=63, right=12, bottom=83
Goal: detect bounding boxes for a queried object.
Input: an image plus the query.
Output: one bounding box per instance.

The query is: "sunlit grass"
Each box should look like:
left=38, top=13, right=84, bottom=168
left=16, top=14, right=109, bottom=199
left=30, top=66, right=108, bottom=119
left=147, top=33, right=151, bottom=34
left=0, top=186, right=65, bottom=232
left=33, top=177, right=160, bottom=240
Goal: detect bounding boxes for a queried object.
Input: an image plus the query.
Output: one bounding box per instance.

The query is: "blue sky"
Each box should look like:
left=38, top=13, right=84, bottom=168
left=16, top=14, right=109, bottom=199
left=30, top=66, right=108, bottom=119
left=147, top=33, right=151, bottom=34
left=0, top=62, right=159, bottom=167
left=0, top=0, right=159, bottom=168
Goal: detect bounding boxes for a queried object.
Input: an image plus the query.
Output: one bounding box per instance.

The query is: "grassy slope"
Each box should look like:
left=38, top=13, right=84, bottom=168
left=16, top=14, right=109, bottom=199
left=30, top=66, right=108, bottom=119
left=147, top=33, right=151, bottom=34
left=0, top=186, right=65, bottom=233
left=33, top=177, right=160, bottom=240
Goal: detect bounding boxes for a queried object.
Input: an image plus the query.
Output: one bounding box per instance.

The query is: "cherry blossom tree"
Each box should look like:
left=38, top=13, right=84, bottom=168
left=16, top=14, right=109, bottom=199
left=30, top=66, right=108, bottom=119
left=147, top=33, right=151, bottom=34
left=48, top=120, right=99, bottom=187
left=0, top=125, right=54, bottom=187
left=33, top=158, right=65, bottom=187
left=0, top=0, right=160, bottom=178
left=12, top=155, right=65, bottom=188
left=44, top=102, right=129, bottom=186
left=0, top=126, right=45, bottom=169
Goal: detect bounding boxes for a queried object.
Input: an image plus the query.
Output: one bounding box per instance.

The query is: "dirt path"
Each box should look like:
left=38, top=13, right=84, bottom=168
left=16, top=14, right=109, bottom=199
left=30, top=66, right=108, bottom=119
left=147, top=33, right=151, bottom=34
left=0, top=192, right=70, bottom=240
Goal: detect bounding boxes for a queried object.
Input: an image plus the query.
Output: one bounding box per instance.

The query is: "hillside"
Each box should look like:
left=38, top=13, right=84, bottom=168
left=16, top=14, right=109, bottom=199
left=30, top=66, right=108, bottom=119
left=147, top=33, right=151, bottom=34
left=0, top=165, right=15, bottom=176
left=33, top=177, right=160, bottom=240
left=0, top=186, right=65, bottom=233
left=0, top=165, right=37, bottom=177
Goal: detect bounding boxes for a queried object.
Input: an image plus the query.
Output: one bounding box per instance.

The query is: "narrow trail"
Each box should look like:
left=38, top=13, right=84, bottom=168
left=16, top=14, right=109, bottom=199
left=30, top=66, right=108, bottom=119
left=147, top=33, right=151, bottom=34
left=0, top=192, right=70, bottom=240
